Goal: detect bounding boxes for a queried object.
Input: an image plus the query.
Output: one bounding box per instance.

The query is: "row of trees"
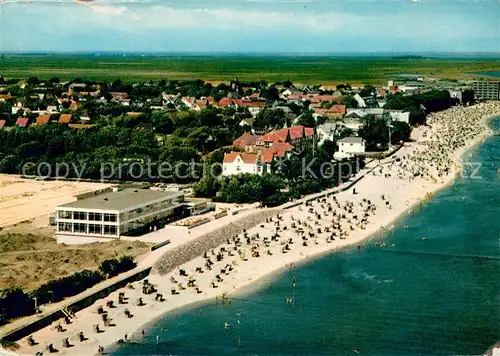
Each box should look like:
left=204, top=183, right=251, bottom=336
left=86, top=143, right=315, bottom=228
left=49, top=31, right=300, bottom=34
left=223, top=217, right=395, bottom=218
left=0, top=256, right=136, bottom=324
left=384, top=90, right=457, bottom=126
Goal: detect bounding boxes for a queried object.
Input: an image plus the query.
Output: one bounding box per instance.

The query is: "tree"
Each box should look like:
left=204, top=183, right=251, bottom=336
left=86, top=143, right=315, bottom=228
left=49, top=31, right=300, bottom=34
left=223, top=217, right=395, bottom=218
left=111, top=79, right=123, bottom=91
left=322, top=140, right=336, bottom=157
left=391, top=121, right=412, bottom=143
left=297, top=110, right=315, bottom=128
left=462, top=89, right=474, bottom=105
left=340, top=95, right=358, bottom=108
left=27, top=77, right=40, bottom=86
left=0, top=155, right=21, bottom=174
left=0, top=288, right=34, bottom=321
left=194, top=173, right=219, bottom=198
left=151, top=111, right=174, bottom=134
left=359, top=115, right=389, bottom=151
left=261, top=86, right=279, bottom=101
left=359, top=84, right=375, bottom=97
left=255, top=108, right=286, bottom=129
left=49, top=77, right=60, bottom=84
left=283, top=80, right=293, bottom=88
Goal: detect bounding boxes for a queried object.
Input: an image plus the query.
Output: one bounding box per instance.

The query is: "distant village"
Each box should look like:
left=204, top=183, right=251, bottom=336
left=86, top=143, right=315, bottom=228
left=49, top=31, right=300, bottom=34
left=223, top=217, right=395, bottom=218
left=0, top=74, right=482, bottom=181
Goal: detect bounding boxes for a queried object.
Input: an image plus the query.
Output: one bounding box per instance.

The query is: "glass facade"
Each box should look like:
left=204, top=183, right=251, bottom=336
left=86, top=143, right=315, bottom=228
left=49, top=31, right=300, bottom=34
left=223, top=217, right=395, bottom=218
left=56, top=194, right=184, bottom=238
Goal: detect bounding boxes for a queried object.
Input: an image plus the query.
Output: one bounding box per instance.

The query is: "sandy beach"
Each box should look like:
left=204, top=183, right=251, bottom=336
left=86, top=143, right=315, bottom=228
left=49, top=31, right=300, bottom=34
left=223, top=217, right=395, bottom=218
left=13, top=102, right=500, bottom=356
left=0, top=176, right=111, bottom=229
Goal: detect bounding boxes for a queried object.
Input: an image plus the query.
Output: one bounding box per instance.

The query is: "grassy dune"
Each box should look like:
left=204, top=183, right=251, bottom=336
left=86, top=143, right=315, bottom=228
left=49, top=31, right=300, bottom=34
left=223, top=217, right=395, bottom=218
left=1, top=55, right=500, bottom=84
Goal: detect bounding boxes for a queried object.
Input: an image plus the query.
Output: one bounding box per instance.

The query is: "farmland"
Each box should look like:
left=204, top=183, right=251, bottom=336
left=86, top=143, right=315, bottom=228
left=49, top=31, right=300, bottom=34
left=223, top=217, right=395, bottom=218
left=1, top=54, right=500, bottom=85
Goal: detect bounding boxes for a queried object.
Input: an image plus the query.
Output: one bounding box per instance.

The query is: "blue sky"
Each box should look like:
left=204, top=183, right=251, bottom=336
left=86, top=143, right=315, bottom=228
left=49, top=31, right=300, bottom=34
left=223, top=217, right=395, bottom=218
left=0, top=0, right=499, bottom=53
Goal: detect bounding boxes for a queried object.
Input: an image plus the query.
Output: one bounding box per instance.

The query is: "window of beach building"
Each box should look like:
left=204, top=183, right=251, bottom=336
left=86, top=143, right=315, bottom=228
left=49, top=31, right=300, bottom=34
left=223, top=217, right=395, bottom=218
left=73, top=223, right=86, bottom=233
left=73, top=211, right=87, bottom=220
left=89, top=212, right=102, bottom=221
left=58, top=210, right=72, bottom=219
left=88, top=224, right=102, bottom=235
left=58, top=222, right=72, bottom=232
left=104, top=225, right=117, bottom=236
left=103, top=213, right=117, bottom=222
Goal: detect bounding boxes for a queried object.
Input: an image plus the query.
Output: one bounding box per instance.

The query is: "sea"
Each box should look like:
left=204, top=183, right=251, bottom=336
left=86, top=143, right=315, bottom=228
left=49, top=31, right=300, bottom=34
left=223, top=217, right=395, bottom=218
left=110, top=118, right=500, bottom=356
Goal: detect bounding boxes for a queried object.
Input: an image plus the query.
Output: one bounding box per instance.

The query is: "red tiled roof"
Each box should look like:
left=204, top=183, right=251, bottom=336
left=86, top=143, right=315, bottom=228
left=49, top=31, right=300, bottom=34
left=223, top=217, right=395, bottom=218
left=314, top=108, right=328, bottom=116
left=69, top=101, right=79, bottom=110
left=59, top=114, right=72, bottom=124
left=233, top=132, right=258, bottom=148
left=258, top=125, right=314, bottom=143
left=111, top=92, right=128, bottom=99
left=223, top=152, right=258, bottom=164
left=0, top=92, right=13, bottom=100
left=218, top=97, right=234, bottom=108
left=0, top=120, right=6, bottom=129
left=183, top=96, right=195, bottom=105
left=327, top=105, right=346, bottom=115
left=15, top=117, right=30, bottom=128
left=36, top=114, right=51, bottom=125
left=261, top=142, right=294, bottom=163
left=310, top=95, right=336, bottom=104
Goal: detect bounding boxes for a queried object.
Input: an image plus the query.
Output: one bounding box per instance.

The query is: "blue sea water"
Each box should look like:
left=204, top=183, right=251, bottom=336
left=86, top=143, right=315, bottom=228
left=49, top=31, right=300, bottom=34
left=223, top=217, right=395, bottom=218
left=474, top=71, right=500, bottom=78
left=111, top=119, right=500, bottom=356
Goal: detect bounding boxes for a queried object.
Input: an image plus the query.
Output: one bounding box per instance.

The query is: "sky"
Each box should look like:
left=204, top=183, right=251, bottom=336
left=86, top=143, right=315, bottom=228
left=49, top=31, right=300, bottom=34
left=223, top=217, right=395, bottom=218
left=0, top=0, right=499, bottom=53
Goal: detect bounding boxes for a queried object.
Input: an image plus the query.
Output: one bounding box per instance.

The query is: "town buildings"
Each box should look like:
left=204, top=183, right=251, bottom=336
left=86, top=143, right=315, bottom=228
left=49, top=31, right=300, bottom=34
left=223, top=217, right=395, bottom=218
left=223, top=125, right=313, bottom=176
left=335, top=137, right=366, bottom=159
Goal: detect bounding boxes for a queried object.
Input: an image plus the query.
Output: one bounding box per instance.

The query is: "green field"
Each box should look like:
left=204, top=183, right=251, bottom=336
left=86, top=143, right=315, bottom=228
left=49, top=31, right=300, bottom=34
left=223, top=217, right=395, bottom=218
left=1, top=55, right=500, bottom=84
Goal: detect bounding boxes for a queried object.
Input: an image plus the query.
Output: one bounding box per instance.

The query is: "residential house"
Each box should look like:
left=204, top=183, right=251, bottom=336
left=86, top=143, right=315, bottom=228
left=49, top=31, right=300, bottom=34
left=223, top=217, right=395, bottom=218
left=222, top=152, right=262, bottom=176
left=217, top=97, right=235, bottom=108
left=0, top=92, right=13, bottom=102
left=69, top=101, right=79, bottom=111
left=59, top=114, right=72, bottom=124
left=233, top=132, right=259, bottom=152
left=239, top=118, right=256, bottom=128
left=80, top=111, right=91, bottom=122
left=182, top=96, right=196, bottom=109
left=256, top=125, right=314, bottom=152
left=15, top=117, right=31, bottom=128
left=317, top=123, right=342, bottom=145
left=248, top=107, right=263, bottom=118
left=448, top=89, right=463, bottom=104
left=226, top=125, right=314, bottom=176
left=335, top=137, right=366, bottom=159
left=310, top=95, right=338, bottom=105
left=36, top=114, right=51, bottom=126
left=222, top=141, right=294, bottom=176
left=389, top=110, right=410, bottom=124
left=0, top=120, right=6, bottom=130
left=345, top=108, right=410, bottom=125
left=353, top=94, right=367, bottom=108
left=342, top=116, right=364, bottom=133
left=313, top=104, right=346, bottom=119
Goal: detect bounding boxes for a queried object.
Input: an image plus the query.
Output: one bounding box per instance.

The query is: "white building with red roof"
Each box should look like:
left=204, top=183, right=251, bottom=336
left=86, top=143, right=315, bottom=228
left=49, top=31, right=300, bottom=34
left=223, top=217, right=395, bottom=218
left=223, top=152, right=263, bottom=176
left=223, top=125, right=314, bottom=176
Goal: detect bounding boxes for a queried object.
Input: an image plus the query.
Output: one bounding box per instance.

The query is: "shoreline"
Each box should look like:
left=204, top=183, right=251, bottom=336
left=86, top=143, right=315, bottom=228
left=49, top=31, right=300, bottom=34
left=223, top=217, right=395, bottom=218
left=12, top=104, right=500, bottom=356
left=132, top=112, right=496, bottom=338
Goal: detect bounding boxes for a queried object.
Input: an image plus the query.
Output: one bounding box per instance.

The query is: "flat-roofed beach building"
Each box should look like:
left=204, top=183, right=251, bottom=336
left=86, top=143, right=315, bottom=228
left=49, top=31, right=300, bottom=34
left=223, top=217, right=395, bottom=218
left=471, top=81, right=500, bottom=101
left=56, top=188, right=185, bottom=242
